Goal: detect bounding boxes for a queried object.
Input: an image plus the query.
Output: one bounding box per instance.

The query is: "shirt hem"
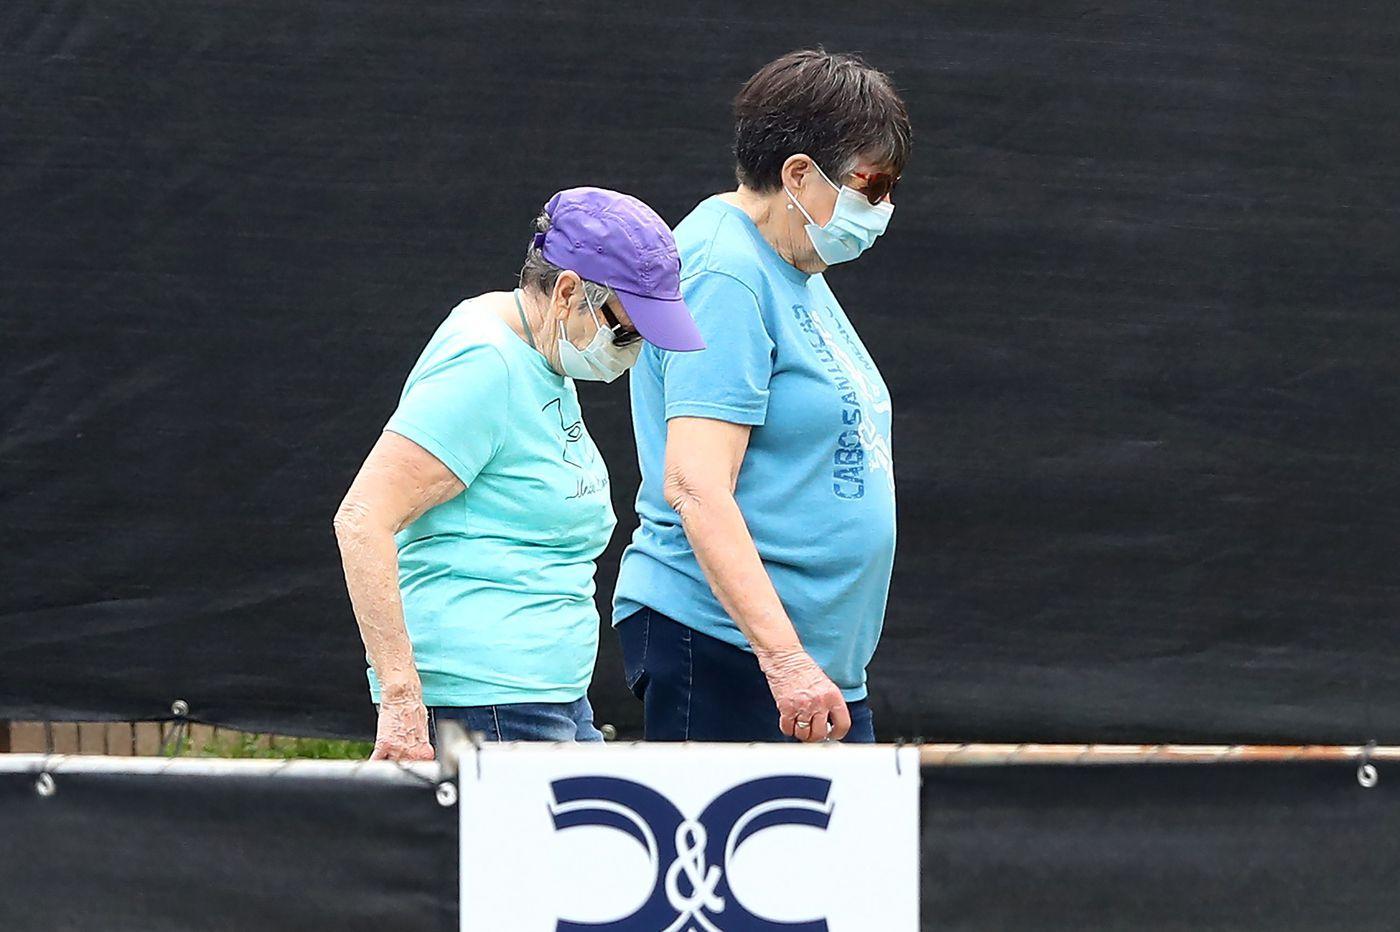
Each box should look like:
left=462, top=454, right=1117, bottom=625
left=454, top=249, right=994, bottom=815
left=371, top=686, right=590, bottom=707
left=613, top=597, right=871, bottom=701
left=664, top=400, right=767, bottom=426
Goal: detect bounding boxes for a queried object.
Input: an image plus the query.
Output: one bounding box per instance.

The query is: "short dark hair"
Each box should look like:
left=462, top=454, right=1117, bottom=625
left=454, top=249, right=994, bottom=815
left=732, top=49, right=912, bottom=192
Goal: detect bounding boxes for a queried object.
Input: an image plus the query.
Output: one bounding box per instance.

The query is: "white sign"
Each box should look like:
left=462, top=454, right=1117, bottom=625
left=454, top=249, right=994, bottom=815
left=458, top=743, right=920, bottom=931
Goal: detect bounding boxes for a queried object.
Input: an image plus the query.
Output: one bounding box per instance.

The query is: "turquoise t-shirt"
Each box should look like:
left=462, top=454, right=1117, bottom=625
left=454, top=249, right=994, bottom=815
left=613, top=197, right=897, bottom=701
left=368, top=296, right=616, bottom=707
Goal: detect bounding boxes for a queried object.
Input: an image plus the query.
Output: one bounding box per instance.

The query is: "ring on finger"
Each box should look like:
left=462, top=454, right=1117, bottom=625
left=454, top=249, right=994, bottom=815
left=795, top=719, right=812, bottom=729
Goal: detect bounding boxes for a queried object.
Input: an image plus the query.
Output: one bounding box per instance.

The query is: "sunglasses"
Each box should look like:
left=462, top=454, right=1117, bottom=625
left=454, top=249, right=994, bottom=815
left=597, top=299, right=642, bottom=347
left=849, top=170, right=900, bottom=206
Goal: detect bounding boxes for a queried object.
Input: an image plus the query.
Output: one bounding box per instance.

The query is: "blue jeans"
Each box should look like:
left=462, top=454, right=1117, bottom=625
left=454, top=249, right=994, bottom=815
left=427, top=696, right=604, bottom=744
left=617, top=607, right=876, bottom=743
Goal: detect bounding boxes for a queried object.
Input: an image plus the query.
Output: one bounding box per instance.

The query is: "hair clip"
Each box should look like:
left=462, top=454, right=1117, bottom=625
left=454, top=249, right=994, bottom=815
left=532, top=231, right=547, bottom=250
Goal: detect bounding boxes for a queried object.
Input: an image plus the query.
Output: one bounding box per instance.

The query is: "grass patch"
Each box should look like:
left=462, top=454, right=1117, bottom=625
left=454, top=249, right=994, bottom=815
left=164, top=731, right=374, bottom=760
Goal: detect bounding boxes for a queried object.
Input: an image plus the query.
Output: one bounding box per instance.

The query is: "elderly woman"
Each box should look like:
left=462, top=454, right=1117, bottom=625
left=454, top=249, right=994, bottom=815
left=335, top=187, right=703, bottom=760
left=614, top=50, right=911, bottom=743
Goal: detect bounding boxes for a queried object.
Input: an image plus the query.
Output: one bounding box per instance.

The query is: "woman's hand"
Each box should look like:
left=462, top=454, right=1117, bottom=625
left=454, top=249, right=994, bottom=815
left=337, top=432, right=464, bottom=764
left=370, top=693, right=435, bottom=761
left=664, top=418, right=851, bottom=742
left=757, top=648, right=852, bottom=743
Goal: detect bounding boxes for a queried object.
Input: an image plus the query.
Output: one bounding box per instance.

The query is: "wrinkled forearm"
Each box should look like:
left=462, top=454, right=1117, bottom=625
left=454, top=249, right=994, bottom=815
left=668, top=478, right=803, bottom=666
left=333, top=506, right=420, bottom=699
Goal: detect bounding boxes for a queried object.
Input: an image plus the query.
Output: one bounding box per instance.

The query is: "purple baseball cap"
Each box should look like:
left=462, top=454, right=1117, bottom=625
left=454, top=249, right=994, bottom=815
left=535, top=187, right=705, bottom=352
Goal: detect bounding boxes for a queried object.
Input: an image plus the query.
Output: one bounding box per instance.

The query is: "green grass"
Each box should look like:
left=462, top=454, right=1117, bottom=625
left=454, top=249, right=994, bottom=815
left=163, top=731, right=374, bottom=760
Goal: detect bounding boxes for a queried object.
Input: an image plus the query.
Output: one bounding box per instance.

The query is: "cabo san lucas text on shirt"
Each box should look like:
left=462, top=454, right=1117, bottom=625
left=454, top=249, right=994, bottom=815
left=791, top=302, right=893, bottom=501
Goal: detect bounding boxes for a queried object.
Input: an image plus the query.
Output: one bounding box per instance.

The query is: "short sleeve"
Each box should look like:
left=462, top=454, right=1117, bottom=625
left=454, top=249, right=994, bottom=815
left=660, top=271, right=774, bottom=425
left=383, top=342, right=510, bottom=486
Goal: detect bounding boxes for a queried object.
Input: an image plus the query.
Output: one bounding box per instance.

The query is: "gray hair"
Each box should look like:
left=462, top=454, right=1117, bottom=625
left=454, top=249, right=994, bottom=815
left=519, top=208, right=613, bottom=310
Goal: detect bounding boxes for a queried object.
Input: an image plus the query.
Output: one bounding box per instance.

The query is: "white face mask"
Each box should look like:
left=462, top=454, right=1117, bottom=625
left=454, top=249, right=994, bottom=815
left=785, top=162, right=895, bottom=266
left=556, top=288, right=642, bottom=383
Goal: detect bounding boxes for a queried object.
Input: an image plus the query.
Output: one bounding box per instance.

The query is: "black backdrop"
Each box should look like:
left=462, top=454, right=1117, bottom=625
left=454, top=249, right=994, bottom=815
left=2, top=1, right=1397, bottom=741
left=4, top=760, right=1398, bottom=931
left=0, top=762, right=458, bottom=932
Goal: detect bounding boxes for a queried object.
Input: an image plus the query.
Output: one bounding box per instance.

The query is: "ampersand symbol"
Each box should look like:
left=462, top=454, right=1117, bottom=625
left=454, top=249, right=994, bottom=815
left=664, top=819, right=725, bottom=928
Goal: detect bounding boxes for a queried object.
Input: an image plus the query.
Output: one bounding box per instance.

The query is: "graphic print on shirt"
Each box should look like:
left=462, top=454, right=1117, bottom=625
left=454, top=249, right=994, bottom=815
left=543, top=397, right=609, bottom=501
left=792, top=303, right=894, bottom=500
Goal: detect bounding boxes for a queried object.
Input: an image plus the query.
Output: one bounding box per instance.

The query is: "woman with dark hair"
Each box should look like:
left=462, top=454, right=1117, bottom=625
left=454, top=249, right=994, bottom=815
left=614, top=50, right=911, bottom=743
left=335, top=188, right=702, bottom=760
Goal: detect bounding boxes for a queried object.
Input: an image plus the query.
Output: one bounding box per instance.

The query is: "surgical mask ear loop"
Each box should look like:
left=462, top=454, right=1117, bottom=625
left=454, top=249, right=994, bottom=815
left=785, top=161, right=836, bottom=226
left=557, top=286, right=604, bottom=352
left=581, top=288, right=606, bottom=332
left=786, top=185, right=818, bottom=226
left=809, top=159, right=841, bottom=191
left=784, top=159, right=842, bottom=230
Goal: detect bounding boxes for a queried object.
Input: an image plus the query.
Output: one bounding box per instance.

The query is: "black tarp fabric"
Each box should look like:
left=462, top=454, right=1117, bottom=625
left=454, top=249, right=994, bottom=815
left=0, top=763, right=457, bottom=932
left=2, top=2, right=1397, bottom=740
left=920, top=762, right=1400, bottom=931
left=2, top=760, right=1396, bottom=931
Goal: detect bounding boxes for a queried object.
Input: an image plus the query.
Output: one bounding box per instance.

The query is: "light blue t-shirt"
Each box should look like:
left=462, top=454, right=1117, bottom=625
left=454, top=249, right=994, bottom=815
left=369, top=296, right=616, bottom=707
left=613, top=197, right=896, bottom=700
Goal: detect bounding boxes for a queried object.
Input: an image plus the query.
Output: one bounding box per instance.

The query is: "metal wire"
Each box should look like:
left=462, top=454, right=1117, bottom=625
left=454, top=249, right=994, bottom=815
left=8, top=729, right=1397, bottom=771
left=916, top=743, right=1400, bottom=766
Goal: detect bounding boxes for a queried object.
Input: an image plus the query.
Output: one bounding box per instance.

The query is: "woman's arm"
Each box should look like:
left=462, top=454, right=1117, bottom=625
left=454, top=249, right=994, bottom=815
left=663, top=416, right=851, bottom=743
left=333, top=431, right=465, bottom=760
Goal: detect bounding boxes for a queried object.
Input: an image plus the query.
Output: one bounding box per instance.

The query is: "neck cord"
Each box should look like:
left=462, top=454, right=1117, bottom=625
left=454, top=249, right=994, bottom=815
left=512, top=289, right=538, bottom=350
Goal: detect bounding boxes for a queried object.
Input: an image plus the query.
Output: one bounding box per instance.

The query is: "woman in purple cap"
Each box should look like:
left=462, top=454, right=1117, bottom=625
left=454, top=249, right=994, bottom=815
left=334, top=187, right=703, bottom=760
left=614, top=50, right=911, bottom=743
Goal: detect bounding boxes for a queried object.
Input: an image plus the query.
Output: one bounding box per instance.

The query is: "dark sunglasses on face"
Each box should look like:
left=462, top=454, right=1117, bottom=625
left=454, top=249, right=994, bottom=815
left=849, top=170, right=899, bottom=205
left=597, top=300, right=642, bottom=347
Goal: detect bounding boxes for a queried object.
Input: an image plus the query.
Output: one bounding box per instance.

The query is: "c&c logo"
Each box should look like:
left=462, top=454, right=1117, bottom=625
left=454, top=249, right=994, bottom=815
left=548, top=775, right=834, bottom=931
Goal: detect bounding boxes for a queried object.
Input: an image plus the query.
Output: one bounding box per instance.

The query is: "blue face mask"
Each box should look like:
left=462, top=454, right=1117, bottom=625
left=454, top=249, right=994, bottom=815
left=785, top=162, right=895, bottom=266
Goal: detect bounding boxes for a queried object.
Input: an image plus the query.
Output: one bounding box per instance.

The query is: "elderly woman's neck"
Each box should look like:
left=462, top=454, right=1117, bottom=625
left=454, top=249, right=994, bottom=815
left=721, top=186, right=814, bottom=272
left=500, top=287, right=560, bottom=368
